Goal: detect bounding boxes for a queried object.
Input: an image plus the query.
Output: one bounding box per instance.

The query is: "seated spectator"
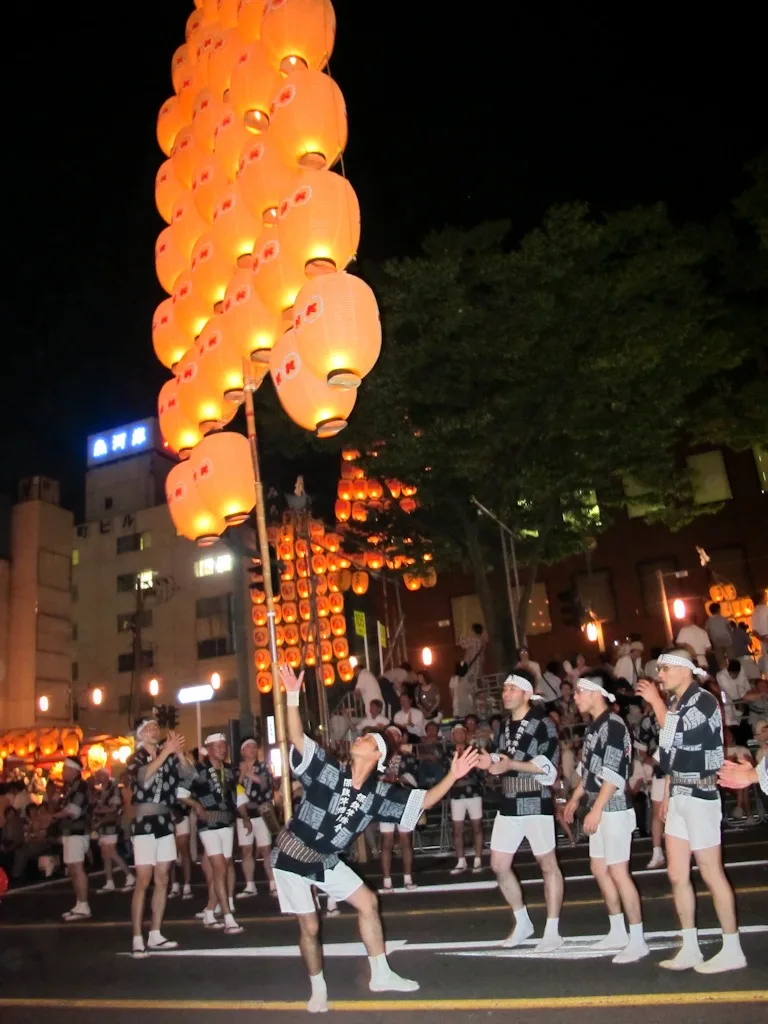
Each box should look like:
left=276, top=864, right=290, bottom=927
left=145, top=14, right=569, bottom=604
left=415, top=671, right=442, bottom=722
left=488, top=713, right=503, bottom=747
left=553, top=680, right=582, bottom=792
left=449, top=661, right=475, bottom=718
left=394, top=691, right=426, bottom=741
left=563, top=653, right=587, bottom=684
left=515, top=646, right=542, bottom=682
left=717, top=660, right=751, bottom=744
left=358, top=698, right=390, bottom=733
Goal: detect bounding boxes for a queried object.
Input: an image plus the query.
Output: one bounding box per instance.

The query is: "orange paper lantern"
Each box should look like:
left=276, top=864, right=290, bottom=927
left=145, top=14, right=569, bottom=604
left=158, top=376, right=204, bottom=457
left=298, top=599, right=312, bottom=621
left=176, top=337, right=240, bottom=432
left=304, top=643, right=317, bottom=666
left=297, top=578, right=310, bottom=600
left=157, top=95, right=186, bottom=156
left=253, top=626, right=269, bottom=647
left=281, top=581, right=297, bottom=602
left=337, top=658, right=354, bottom=683
left=352, top=479, right=367, bottom=501
left=217, top=0, right=240, bottom=31
left=252, top=603, right=268, bottom=626
left=319, top=639, right=333, bottom=663
left=190, top=231, right=234, bottom=306
left=399, top=497, right=417, bottom=514
left=337, top=480, right=353, bottom=501
left=238, top=136, right=299, bottom=226
left=155, top=227, right=187, bottom=294
left=172, top=126, right=208, bottom=189
left=269, top=329, right=356, bottom=436
left=191, top=88, right=227, bottom=154
left=212, top=181, right=262, bottom=262
left=403, top=573, right=421, bottom=591
left=332, top=637, right=349, bottom=660
left=257, top=670, right=273, bottom=693
left=311, top=554, right=327, bottom=575
left=255, top=649, right=271, bottom=671
left=177, top=62, right=208, bottom=122
left=316, top=596, right=330, bottom=618
left=270, top=69, right=347, bottom=170
left=172, top=271, right=212, bottom=341
left=318, top=617, right=331, bottom=640
left=366, top=551, right=384, bottom=571
left=293, top=272, right=380, bottom=389
left=330, top=614, right=346, bottom=637
left=155, top=159, right=185, bottom=224
left=152, top=298, right=189, bottom=371
left=351, top=571, right=369, bottom=595
left=328, top=592, right=344, bottom=614
left=335, top=498, right=351, bottom=521
left=280, top=172, right=360, bottom=279
left=401, top=484, right=418, bottom=497
left=322, top=664, right=335, bottom=687
left=366, top=479, right=383, bottom=500
left=283, top=623, right=300, bottom=646
left=238, top=0, right=268, bottom=40
left=207, top=27, right=242, bottom=97
left=229, top=40, right=281, bottom=131
left=285, top=646, right=302, bottom=668
left=170, top=192, right=210, bottom=261
left=351, top=501, right=367, bottom=522
left=282, top=602, right=298, bottom=624
left=192, top=158, right=230, bottom=224
left=190, top=428, right=256, bottom=524
left=166, top=458, right=226, bottom=545
left=212, top=105, right=253, bottom=179
left=171, top=45, right=190, bottom=93
left=252, top=233, right=306, bottom=314
left=261, top=0, right=336, bottom=73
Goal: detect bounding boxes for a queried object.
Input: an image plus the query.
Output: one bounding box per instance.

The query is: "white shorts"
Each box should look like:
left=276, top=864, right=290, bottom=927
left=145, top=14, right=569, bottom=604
left=273, top=862, right=363, bottom=915
left=62, top=835, right=90, bottom=865
left=451, top=796, right=484, bottom=822
left=490, top=813, right=555, bottom=856
left=237, top=816, right=272, bottom=847
left=665, top=793, right=722, bottom=851
left=98, top=834, right=119, bottom=847
left=589, top=808, right=636, bottom=865
left=650, top=777, right=666, bottom=803
left=200, top=826, right=235, bottom=859
left=133, top=832, right=177, bottom=866
left=379, top=821, right=413, bottom=835
left=175, top=816, right=190, bottom=837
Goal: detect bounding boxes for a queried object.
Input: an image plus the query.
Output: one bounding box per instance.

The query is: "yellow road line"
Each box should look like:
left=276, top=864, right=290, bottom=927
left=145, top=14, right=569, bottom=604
left=0, top=992, right=767, bottom=1011
left=2, top=885, right=766, bottom=931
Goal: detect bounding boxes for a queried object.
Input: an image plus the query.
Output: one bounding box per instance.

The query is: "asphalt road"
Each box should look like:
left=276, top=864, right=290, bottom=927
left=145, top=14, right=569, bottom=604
left=1, top=826, right=766, bottom=1023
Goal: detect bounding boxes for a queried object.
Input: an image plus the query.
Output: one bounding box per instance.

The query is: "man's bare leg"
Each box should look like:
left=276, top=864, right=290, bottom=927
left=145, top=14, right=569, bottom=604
left=345, top=884, right=419, bottom=993
left=660, top=834, right=702, bottom=969
left=533, top=849, right=563, bottom=952
left=693, top=844, right=746, bottom=973
left=491, top=850, right=533, bottom=947
left=297, top=911, right=328, bottom=1013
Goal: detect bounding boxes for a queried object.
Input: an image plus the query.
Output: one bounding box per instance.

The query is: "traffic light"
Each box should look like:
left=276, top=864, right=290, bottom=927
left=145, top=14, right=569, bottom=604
left=558, top=587, right=586, bottom=629
left=154, top=704, right=167, bottom=727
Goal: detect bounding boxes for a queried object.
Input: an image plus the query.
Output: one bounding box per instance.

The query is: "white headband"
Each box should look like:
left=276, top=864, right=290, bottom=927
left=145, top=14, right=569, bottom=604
left=205, top=733, right=227, bottom=745
left=657, top=653, right=708, bottom=678
left=576, top=677, right=615, bottom=701
left=503, top=674, right=544, bottom=701
left=136, top=718, right=155, bottom=740
left=64, top=758, right=82, bottom=772
left=371, top=732, right=387, bottom=772
left=240, top=739, right=258, bottom=753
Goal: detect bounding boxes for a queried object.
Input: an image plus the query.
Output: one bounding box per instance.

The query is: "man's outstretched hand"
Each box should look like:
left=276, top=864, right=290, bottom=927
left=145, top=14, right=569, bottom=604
left=279, top=664, right=305, bottom=693
left=451, top=746, right=481, bottom=780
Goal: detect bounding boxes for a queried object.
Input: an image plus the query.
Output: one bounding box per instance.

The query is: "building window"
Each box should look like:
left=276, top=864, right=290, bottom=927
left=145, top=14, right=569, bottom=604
left=574, top=570, right=617, bottom=624
left=72, top=549, right=80, bottom=567
left=117, top=571, right=155, bottom=593
left=686, top=450, right=732, bottom=505
left=71, top=584, right=79, bottom=603
left=117, top=650, right=155, bottom=673
left=196, top=593, right=234, bottom=659
left=754, top=445, right=768, bottom=493
left=72, top=623, right=78, bottom=641
left=623, top=476, right=663, bottom=519
left=194, top=552, right=234, bottom=578
left=637, top=558, right=678, bottom=616
left=117, top=610, right=153, bottom=632
left=104, top=497, right=113, bottom=511
left=513, top=582, right=552, bottom=636
left=708, top=546, right=752, bottom=599
left=197, top=637, right=234, bottom=660
left=72, top=662, right=79, bottom=682
left=117, top=532, right=152, bottom=555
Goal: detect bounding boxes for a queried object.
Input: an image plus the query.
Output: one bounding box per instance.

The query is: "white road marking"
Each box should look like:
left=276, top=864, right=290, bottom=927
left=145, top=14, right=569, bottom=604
left=121, top=925, right=768, bottom=960
left=377, top=859, right=768, bottom=895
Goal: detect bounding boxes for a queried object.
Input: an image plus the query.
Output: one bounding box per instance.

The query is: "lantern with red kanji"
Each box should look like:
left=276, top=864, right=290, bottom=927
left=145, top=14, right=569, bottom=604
left=269, top=69, right=347, bottom=171
left=166, top=459, right=226, bottom=545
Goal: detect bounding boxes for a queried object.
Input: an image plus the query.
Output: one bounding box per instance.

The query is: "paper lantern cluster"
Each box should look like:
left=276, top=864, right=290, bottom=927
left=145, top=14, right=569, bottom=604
left=334, top=449, right=437, bottom=591
left=250, top=516, right=360, bottom=692
left=706, top=583, right=755, bottom=625
left=154, top=1, right=383, bottom=530
left=0, top=726, right=83, bottom=762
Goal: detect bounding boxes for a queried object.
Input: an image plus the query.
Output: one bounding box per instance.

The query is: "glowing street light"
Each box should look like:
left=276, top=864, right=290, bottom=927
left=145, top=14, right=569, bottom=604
left=38, top=695, right=50, bottom=713
left=348, top=656, right=358, bottom=668
left=148, top=678, right=160, bottom=697
left=211, top=672, right=222, bottom=691
left=672, top=598, right=686, bottom=621
left=178, top=683, right=215, bottom=748
left=91, top=687, right=104, bottom=706
left=585, top=621, right=599, bottom=643
left=421, top=646, right=433, bottom=667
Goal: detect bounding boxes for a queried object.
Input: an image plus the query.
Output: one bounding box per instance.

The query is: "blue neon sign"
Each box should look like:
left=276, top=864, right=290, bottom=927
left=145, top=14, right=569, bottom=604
left=87, top=419, right=156, bottom=467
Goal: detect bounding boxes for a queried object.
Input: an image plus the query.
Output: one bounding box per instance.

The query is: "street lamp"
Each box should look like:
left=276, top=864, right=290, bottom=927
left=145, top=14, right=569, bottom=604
left=673, top=599, right=686, bottom=621
left=178, top=683, right=215, bottom=749
left=38, top=695, right=49, bottom=713
left=91, top=687, right=104, bottom=706
left=210, top=672, right=221, bottom=691
left=148, top=678, right=160, bottom=697
left=656, top=569, right=689, bottom=645
left=421, top=646, right=433, bottom=667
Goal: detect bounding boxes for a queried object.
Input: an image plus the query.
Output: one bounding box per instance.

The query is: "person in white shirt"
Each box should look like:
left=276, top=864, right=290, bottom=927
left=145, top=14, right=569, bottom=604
left=358, top=700, right=390, bottom=733
left=614, top=643, right=640, bottom=687
left=449, top=662, right=475, bottom=717
left=538, top=662, right=563, bottom=702
left=354, top=666, right=383, bottom=716
left=751, top=592, right=768, bottom=657
left=716, top=661, right=750, bottom=736
left=675, top=619, right=711, bottom=668
left=394, top=692, right=426, bottom=739
left=515, top=647, right=542, bottom=682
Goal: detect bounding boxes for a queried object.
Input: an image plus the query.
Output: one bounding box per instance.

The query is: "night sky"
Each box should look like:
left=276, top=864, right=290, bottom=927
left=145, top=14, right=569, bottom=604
left=2, top=2, right=764, bottom=515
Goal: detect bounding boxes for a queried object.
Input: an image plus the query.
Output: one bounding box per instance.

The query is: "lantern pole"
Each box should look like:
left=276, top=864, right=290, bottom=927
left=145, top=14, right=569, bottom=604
left=243, top=362, right=292, bottom=820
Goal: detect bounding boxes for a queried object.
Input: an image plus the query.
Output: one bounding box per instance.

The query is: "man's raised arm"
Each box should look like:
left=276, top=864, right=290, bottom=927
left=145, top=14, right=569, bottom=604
left=279, top=664, right=307, bottom=755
